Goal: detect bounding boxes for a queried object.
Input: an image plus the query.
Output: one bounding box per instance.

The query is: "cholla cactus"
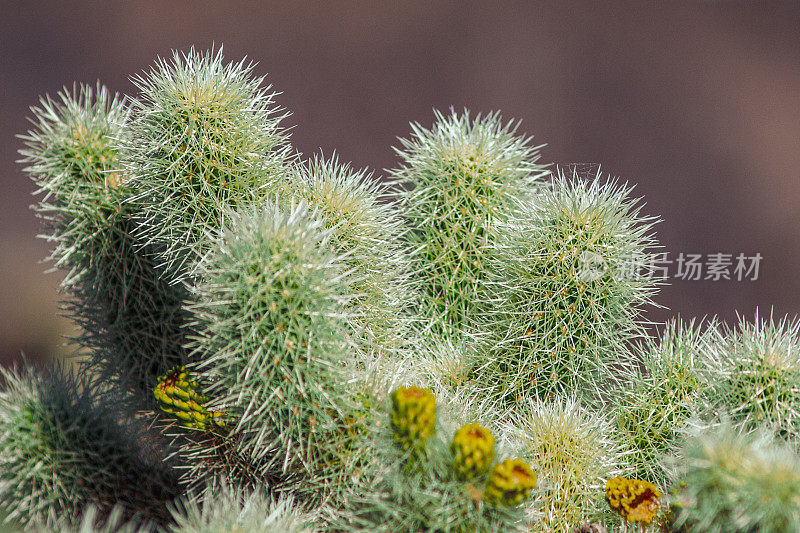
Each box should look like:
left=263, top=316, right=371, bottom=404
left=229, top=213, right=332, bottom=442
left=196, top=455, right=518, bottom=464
left=391, top=385, right=437, bottom=459
left=0, top=364, right=182, bottom=530
left=278, top=154, right=415, bottom=359
left=123, top=47, right=291, bottom=283
left=475, top=169, right=659, bottom=405
left=451, top=423, right=496, bottom=481
left=183, top=201, right=364, bottom=495
left=505, top=397, right=627, bottom=531
left=47, top=505, right=149, bottom=533
left=391, top=109, right=548, bottom=338
left=701, top=312, right=800, bottom=439
left=613, top=318, right=712, bottom=487
left=484, top=458, right=537, bottom=507
left=604, top=477, right=661, bottom=525
left=666, top=421, right=800, bottom=532
left=167, top=481, right=317, bottom=533
left=20, top=46, right=800, bottom=533
left=19, top=82, right=189, bottom=399
left=154, top=366, right=227, bottom=431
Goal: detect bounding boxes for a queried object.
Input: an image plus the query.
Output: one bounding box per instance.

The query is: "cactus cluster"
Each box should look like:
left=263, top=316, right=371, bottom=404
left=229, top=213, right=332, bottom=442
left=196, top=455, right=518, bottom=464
left=9, top=46, right=800, bottom=532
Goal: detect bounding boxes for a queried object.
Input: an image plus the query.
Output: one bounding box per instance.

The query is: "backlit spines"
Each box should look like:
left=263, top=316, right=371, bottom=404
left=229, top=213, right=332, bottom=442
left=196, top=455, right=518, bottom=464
left=280, top=154, right=416, bottom=359
left=504, top=397, right=627, bottom=531
left=475, top=169, right=659, bottom=405
left=391, top=109, right=548, bottom=338
left=0, top=364, right=182, bottom=530
left=183, top=200, right=365, bottom=496
left=124, top=47, right=292, bottom=283
left=20, top=82, right=190, bottom=400
left=701, top=311, right=800, bottom=439
left=167, top=481, right=317, bottom=533
left=666, top=422, right=800, bottom=533
left=613, top=318, right=713, bottom=487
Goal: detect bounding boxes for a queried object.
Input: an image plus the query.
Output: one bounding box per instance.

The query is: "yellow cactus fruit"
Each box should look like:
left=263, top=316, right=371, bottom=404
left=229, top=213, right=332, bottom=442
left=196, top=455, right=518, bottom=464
left=390, top=386, right=436, bottom=454
left=451, top=423, right=495, bottom=481
left=484, top=458, right=536, bottom=507
left=605, top=476, right=661, bottom=524
left=153, top=366, right=227, bottom=431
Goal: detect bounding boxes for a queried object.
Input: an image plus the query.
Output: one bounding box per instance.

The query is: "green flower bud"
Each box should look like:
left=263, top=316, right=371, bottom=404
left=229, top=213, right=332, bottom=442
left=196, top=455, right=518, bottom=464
left=390, top=386, right=436, bottom=455
left=484, top=458, right=536, bottom=507
left=154, top=366, right=227, bottom=431
left=451, top=423, right=495, bottom=481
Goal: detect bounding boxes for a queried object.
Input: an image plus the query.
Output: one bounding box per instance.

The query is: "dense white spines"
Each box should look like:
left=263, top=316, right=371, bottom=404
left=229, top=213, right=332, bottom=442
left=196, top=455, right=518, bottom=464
left=667, top=422, right=800, bottom=532
left=474, top=169, right=660, bottom=406
left=0, top=365, right=181, bottom=530
left=502, top=397, right=627, bottom=531
left=19, top=82, right=190, bottom=402
left=392, top=109, right=548, bottom=338
left=280, top=154, right=416, bottom=360
left=124, top=47, right=292, bottom=283
left=612, top=318, right=713, bottom=489
left=182, top=201, right=367, bottom=498
left=700, top=311, right=800, bottom=440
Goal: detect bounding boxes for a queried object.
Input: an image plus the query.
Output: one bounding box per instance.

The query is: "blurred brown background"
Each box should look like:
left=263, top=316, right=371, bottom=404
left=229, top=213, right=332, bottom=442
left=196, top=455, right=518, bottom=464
left=2, top=1, right=799, bottom=367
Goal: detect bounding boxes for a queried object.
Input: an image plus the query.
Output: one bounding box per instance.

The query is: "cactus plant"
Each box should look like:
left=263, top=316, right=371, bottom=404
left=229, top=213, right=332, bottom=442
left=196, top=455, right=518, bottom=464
left=0, top=363, right=182, bottom=530
left=14, top=46, right=800, bottom=533
left=391, top=109, right=548, bottom=339
left=180, top=200, right=369, bottom=498
left=701, top=311, right=800, bottom=439
left=503, top=396, right=627, bottom=531
left=473, top=169, right=660, bottom=406
left=665, top=421, right=800, bottom=532
left=123, top=47, right=291, bottom=284
left=18, top=82, right=190, bottom=400
left=613, top=318, right=713, bottom=488
left=277, top=154, right=416, bottom=360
